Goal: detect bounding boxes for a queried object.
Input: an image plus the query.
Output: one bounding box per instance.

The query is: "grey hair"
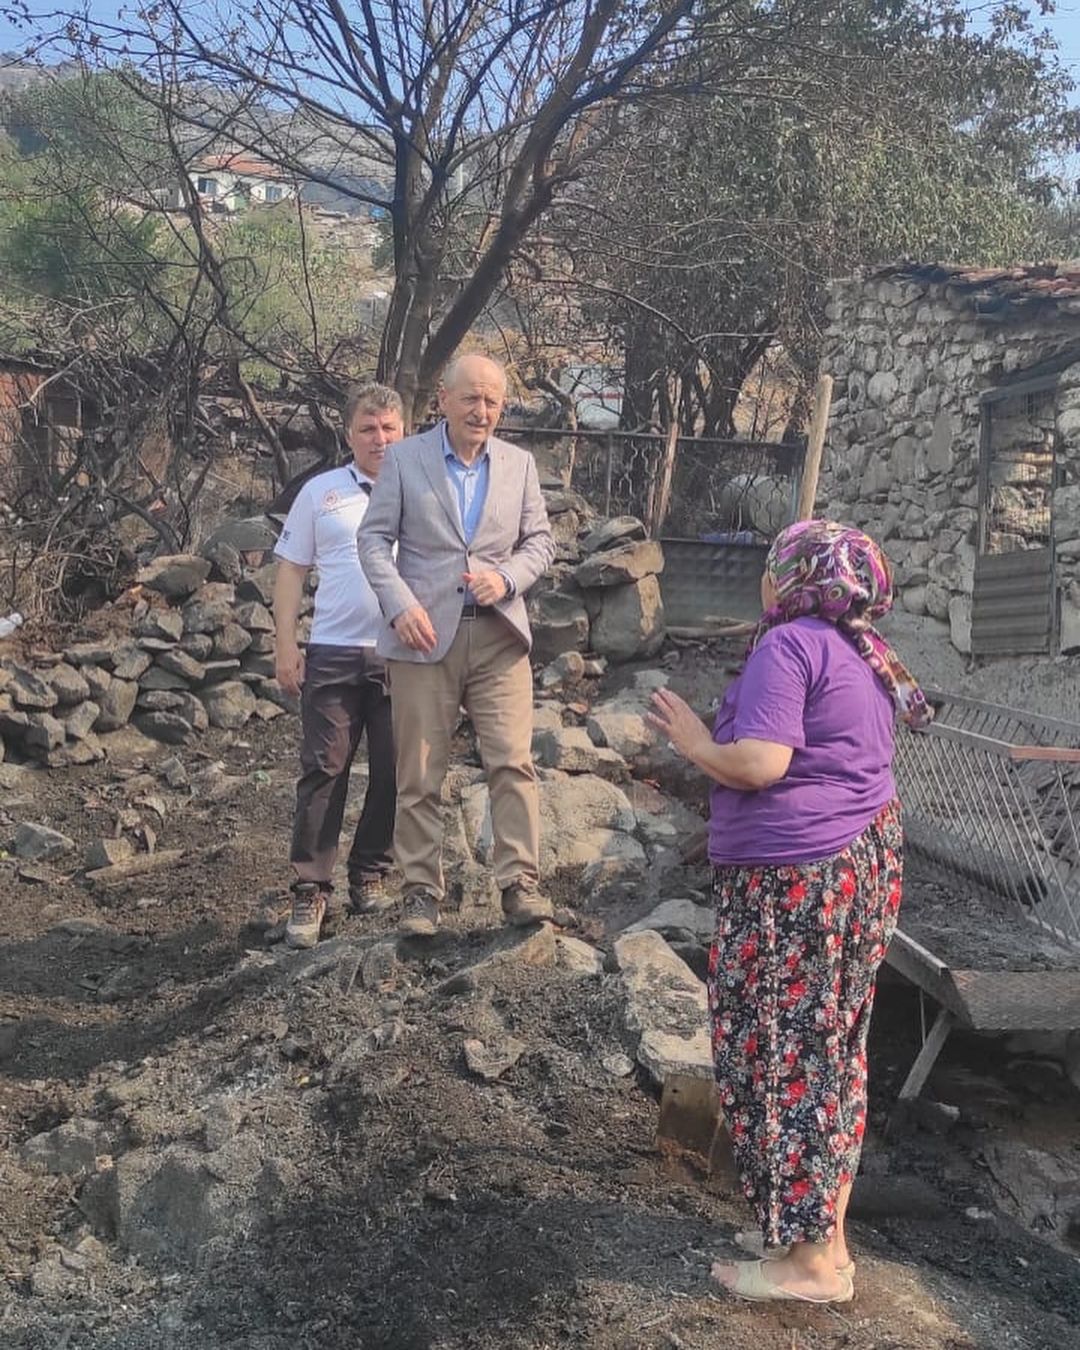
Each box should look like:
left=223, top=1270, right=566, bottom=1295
left=440, top=353, right=507, bottom=391
left=343, top=382, right=404, bottom=428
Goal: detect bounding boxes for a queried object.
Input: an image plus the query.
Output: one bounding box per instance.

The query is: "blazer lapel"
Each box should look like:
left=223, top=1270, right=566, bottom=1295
left=419, top=426, right=466, bottom=543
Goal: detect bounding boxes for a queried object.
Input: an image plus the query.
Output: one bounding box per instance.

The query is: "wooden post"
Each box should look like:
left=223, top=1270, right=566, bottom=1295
left=796, top=373, right=834, bottom=521
left=603, top=431, right=614, bottom=517
left=650, top=389, right=681, bottom=538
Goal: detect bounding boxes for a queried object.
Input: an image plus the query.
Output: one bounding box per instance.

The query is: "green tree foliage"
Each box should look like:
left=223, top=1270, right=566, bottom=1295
left=0, top=69, right=358, bottom=377
left=556, top=0, right=1079, bottom=436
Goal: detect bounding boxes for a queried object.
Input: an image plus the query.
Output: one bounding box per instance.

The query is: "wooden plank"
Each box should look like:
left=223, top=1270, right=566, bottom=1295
left=796, top=373, right=833, bottom=520
left=898, top=1008, right=956, bottom=1099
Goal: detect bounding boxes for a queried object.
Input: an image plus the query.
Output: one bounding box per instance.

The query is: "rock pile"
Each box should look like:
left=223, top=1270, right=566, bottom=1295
left=531, top=495, right=666, bottom=665
left=0, top=552, right=297, bottom=765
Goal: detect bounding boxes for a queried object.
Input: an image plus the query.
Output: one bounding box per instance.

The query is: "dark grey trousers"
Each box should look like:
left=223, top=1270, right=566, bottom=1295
left=290, top=644, right=396, bottom=885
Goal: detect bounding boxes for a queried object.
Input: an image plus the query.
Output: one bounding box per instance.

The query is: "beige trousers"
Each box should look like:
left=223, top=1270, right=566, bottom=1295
left=387, top=614, right=539, bottom=899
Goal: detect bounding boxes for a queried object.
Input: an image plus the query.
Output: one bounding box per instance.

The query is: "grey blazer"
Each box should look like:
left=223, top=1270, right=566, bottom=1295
left=356, top=425, right=555, bottom=662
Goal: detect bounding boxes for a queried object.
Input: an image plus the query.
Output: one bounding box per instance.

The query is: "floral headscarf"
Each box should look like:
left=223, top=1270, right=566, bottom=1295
left=749, top=519, right=932, bottom=728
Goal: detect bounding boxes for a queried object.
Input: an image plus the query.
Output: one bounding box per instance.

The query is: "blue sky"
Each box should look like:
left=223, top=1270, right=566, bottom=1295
left=3, top=0, right=1080, bottom=69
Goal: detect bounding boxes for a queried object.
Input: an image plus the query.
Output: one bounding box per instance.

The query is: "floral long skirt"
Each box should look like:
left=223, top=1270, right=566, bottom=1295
left=707, top=799, right=903, bottom=1247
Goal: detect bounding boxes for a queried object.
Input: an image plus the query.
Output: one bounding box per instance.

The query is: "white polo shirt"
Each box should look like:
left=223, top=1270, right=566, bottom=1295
left=274, top=464, right=382, bottom=648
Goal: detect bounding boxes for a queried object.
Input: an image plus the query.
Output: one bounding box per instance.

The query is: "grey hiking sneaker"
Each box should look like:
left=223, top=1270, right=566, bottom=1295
left=285, top=884, right=328, bottom=949
left=349, top=873, right=392, bottom=915
left=501, top=880, right=553, bottom=927
left=399, top=888, right=440, bottom=937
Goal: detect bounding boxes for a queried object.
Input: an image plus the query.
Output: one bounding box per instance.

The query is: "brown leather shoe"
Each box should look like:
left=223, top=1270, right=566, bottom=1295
left=285, top=884, right=328, bottom=949
left=399, top=888, right=440, bottom=937
left=501, top=880, right=553, bottom=927
left=348, top=873, right=392, bottom=915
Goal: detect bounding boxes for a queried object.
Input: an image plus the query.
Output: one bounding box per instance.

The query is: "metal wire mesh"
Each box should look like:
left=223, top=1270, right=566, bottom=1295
left=502, top=425, right=803, bottom=537
left=896, top=691, right=1080, bottom=953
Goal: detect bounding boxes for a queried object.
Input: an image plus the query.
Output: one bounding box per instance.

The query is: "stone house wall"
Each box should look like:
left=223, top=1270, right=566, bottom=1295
left=819, top=266, right=1080, bottom=654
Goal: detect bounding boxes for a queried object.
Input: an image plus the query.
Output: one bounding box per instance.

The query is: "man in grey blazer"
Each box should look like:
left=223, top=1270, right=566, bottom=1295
left=357, top=354, right=555, bottom=936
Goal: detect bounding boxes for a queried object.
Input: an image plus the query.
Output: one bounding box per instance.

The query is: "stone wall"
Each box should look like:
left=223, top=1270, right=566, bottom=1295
left=0, top=492, right=669, bottom=767
left=820, top=272, right=1080, bottom=654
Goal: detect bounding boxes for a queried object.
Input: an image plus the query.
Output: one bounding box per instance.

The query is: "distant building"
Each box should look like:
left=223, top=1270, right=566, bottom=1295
left=162, top=152, right=299, bottom=213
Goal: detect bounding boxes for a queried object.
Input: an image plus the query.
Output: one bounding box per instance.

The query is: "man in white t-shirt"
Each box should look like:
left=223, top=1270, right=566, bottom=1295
left=273, top=383, right=404, bottom=949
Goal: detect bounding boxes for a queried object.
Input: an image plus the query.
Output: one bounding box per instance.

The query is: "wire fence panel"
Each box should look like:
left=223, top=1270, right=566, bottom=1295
left=896, top=691, right=1080, bottom=952
left=501, top=425, right=803, bottom=538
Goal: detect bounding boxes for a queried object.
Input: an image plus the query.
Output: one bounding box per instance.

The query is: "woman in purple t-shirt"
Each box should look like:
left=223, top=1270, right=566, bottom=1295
left=648, top=520, right=930, bottom=1307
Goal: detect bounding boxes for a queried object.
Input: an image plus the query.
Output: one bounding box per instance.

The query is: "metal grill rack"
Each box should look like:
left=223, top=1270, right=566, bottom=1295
left=888, top=691, right=1080, bottom=1102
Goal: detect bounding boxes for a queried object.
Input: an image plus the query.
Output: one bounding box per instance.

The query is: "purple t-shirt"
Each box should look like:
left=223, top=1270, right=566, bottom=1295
left=708, top=617, right=896, bottom=866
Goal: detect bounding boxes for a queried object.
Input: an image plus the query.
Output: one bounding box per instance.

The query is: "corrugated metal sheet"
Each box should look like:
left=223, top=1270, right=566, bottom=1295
left=659, top=538, right=768, bottom=627
left=971, top=548, right=1055, bottom=656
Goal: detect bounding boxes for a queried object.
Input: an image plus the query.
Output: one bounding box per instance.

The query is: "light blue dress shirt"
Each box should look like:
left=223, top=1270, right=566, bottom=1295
left=441, top=422, right=490, bottom=544
left=440, top=422, right=516, bottom=600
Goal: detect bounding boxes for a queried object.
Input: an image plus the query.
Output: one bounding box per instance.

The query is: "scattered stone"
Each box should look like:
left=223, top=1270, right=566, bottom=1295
left=63, top=641, right=114, bottom=666
left=623, top=901, right=718, bottom=945
left=531, top=723, right=626, bottom=779
left=112, top=643, right=152, bottom=681
left=94, top=679, right=138, bottom=731
left=20, top=1116, right=114, bottom=1177
left=45, top=735, right=105, bottom=768
left=463, top=1034, right=527, bottom=1081
left=0, top=708, right=29, bottom=739
left=241, top=652, right=277, bottom=679
left=24, top=711, right=66, bottom=753
left=203, top=538, right=243, bottom=584
left=137, top=608, right=185, bottom=642
left=538, top=650, right=586, bottom=690
left=13, top=821, right=75, bottom=861
left=6, top=663, right=59, bottom=710
left=613, top=929, right=712, bottom=1085
left=138, top=665, right=191, bottom=692
left=137, top=690, right=185, bottom=711
left=65, top=700, right=102, bottom=741
left=203, top=516, right=279, bottom=562
left=587, top=704, right=653, bottom=762
left=158, top=755, right=189, bottom=788
left=584, top=574, right=665, bottom=663
left=200, top=680, right=257, bottom=729
left=135, top=712, right=198, bottom=745
left=246, top=630, right=276, bottom=654
left=581, top=516, right=647, bottom=554
left=236, top=562, right=276, bottom=607
left=233, top=600, right=275, bottom=632
left=212, top=622, right=253, bottom=659
left=201, top=659, right=243, bottom=686
left=626, top=780, right=707, bottom=856
left=182, top=583, right=236, bottom=635
left=529, top=590, right=591, bottom=664
left=601, top=1051, right=635, bottom=1077
left=573, top=539, right=664, bottom=588
left=156, top=648, right=207, bottom=683
left=463, top=770, right=643, bottom=875
left=46, top=662, right=91, bottom=705
left=555, top=934, right=604, bottom=976
left=81, top=664, right=112, bottom=700
left=180, top=632, right=214, bottom=660
left=84, top=837, right=136, bottom=870
left=252, top=698, right=285, bottom=721
left=137, top=554, right=212, bottom=599
left=359, top=940, right=401, bottom=991
left=256, top=678, right=300, bottom=715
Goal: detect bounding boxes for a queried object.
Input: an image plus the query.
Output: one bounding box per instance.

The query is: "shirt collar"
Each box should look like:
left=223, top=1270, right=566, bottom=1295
left=347, top=463, right=376, bottom=488
left=441, top=420, right=488, bottom=467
